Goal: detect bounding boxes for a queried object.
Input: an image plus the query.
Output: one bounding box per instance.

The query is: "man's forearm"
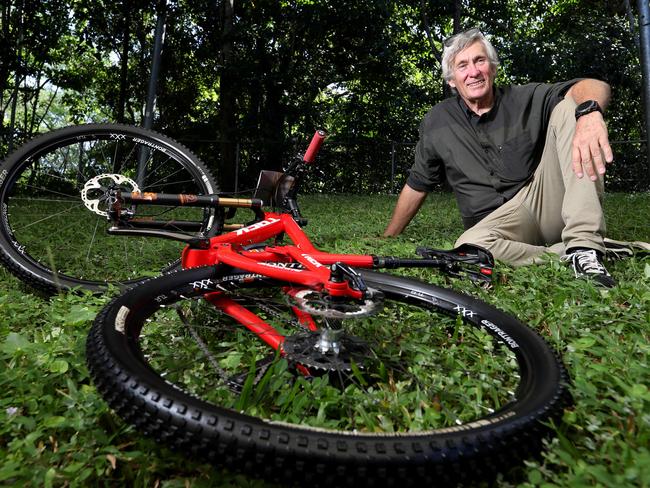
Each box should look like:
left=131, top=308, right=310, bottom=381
left=566, top=79, right=611, bottom=110
left=384, top=185, right=428, bottom=236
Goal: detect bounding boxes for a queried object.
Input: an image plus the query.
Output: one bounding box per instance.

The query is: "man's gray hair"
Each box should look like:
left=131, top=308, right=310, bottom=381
left=441, top=28, right=500, bottom=83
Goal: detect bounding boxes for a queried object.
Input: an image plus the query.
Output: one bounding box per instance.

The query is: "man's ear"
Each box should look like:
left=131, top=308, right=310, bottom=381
left=448, top=80, right=456, bottom=89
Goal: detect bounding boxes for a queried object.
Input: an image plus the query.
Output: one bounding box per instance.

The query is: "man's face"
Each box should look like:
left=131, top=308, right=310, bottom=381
left=448, top=41, right=495, bottom=106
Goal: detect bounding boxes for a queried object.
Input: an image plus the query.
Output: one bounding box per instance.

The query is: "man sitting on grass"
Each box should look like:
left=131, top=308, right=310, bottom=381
left=384, top=28, right=649, bottom=287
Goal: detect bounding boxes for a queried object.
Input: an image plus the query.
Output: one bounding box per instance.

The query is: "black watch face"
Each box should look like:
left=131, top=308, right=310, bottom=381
left=578, top=100, right=596, bottom=112
left=576, top=100, right=600, bottom=118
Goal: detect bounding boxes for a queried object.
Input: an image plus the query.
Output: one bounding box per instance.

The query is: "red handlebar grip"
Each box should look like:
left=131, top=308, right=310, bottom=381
left=302, top=130, right=327, bottom=164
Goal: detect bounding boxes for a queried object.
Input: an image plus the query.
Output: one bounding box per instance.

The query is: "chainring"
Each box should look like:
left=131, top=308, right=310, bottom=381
left=287, top=288, right=384, bottom=319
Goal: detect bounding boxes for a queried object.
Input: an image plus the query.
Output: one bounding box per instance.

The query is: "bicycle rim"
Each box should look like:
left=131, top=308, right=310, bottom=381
left=0, top=124, right=217, bottom=292
left=87, top=266, right=569, bottom=486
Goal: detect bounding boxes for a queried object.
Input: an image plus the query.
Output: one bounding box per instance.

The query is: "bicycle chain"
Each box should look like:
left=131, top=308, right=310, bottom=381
left=173, top=304, right=245, bottom=392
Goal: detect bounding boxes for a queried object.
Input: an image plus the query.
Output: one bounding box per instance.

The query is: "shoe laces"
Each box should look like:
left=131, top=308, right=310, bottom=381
left=572, top=249, right=608, bottom=275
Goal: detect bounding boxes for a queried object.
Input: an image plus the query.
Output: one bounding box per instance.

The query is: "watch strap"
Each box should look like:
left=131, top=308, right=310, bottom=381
left=575, top=100, right=602, bottom=120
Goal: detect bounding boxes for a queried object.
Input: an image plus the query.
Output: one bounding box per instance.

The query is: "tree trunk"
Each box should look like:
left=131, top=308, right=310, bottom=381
left=419, top=0, right=463, bottom=99
left=217, top=0, right=238, bottom=192
left=261, top=82, right=285, bottom=172
left=117, top=1, right=131, bottom=123
left=0, top=1, right=11, bottom=147
left=418, top=0, right=441, bottom=68
left=8, top=0, right=23, bottom=152
left=443, top=0, right=463, bottom=99
left=256, top=33, right=286, bottom=173
left=453, top=0, right=461, bottom=34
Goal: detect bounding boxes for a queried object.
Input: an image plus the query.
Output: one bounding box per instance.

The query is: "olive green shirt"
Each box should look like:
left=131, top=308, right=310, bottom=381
left=407, top=81, right=580, bottom=229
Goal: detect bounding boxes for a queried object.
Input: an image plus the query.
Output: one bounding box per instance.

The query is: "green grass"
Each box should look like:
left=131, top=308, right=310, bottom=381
left=1, top=191, right=649, bottom=487
left=6, top=198, right=205, bottom=284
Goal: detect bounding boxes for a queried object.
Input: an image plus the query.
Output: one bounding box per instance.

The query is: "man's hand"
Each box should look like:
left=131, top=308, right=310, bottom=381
left=571, top=111, right=613, bottom=180
left=566, top=79, right=613, bottom=180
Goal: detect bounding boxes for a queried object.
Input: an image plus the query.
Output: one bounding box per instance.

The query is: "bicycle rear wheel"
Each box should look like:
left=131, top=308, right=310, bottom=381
left=0, top=124, right=218, bottom=293
left=87, top=265, right=570, bottom=487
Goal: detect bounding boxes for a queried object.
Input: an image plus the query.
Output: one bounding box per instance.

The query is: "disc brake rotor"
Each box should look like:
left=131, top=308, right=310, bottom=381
left=81, top=173, right=140, bottom=217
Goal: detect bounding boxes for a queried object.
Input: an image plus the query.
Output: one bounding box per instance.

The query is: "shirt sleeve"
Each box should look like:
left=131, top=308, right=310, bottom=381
left=539, top=78, right=583, bottom=124
left=406, top=114, right=445, bottom=192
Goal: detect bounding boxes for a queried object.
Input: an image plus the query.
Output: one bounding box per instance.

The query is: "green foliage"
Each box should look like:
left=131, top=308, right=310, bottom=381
left=2, top=1, right=647, bottom=192
left=0, top=280, right=269, bottom=487
left=1, top=191, right=649, bottom=486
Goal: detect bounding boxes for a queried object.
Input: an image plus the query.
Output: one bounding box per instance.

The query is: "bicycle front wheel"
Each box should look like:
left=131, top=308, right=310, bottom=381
left=87, top=266, right=570, bottom=487
left=0, top=124, right=218, bottom=293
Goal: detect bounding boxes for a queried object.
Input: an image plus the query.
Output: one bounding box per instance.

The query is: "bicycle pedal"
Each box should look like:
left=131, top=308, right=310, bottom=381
left=416, top=244, right=495, bottom=283
left=417, top=244, right=494, bottom=265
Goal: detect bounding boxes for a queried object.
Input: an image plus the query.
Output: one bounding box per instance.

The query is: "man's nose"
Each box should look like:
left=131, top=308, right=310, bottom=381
left=467, top=63, right=481, bottom=77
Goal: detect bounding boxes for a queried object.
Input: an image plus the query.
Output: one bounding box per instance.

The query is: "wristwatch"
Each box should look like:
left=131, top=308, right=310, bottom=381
left=575, top=100, right=602, bottom=120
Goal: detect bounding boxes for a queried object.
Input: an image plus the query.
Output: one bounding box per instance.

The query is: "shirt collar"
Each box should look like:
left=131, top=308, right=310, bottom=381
left=457, top=86, right=500, bottom=119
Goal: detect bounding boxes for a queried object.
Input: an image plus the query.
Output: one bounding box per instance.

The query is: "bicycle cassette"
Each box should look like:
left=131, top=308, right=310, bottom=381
left=282, top=331, right=370, bottom=373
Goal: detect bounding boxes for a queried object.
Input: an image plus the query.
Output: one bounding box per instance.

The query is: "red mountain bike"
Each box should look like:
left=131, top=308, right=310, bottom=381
left=0, top=125, right=568, bottom=486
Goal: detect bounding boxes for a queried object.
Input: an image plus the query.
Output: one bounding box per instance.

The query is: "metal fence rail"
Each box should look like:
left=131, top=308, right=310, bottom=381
left=183, top=138, right=650, bottom=195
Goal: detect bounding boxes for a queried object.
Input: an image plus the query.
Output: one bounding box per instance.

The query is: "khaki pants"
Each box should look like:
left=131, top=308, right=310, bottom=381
left=455, top=98, right=606, bottom=266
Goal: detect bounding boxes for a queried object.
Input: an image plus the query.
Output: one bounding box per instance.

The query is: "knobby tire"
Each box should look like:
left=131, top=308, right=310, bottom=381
left=86, top=265, right=570, bottom=487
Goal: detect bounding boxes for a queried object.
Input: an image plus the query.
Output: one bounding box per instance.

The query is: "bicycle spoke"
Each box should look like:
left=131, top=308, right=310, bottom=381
left=85, top=219, right=102, bottom=263
left=7, top=201, right=81, bottom=232
left=174, top=302, right=231, bottom=382
left=141, top=159, right=188, bottom=190
left=143, top=177, right=206, bottom=192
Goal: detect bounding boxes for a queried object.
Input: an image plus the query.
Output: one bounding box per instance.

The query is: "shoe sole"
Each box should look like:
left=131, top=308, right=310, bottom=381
left=604, top=237, right=650, bottom=252
left=604, top=238, right=650, bottom=260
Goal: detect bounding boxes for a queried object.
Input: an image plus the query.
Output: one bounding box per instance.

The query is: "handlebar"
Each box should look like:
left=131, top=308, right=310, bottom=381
left=302, top=130, right=327, bottom=164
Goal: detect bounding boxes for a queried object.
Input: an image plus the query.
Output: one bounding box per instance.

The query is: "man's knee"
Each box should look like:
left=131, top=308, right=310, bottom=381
left=550, top=97, right=577, bottom=126
left=454, top=227, right=500, bottom=250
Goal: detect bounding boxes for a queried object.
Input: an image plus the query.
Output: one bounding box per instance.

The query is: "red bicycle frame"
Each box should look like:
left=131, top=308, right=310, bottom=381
left=182, top=213, right=373, bottom=290
left=179, top=211, right=376, bottom=350
left=109, top=130, right=493, bottom=354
